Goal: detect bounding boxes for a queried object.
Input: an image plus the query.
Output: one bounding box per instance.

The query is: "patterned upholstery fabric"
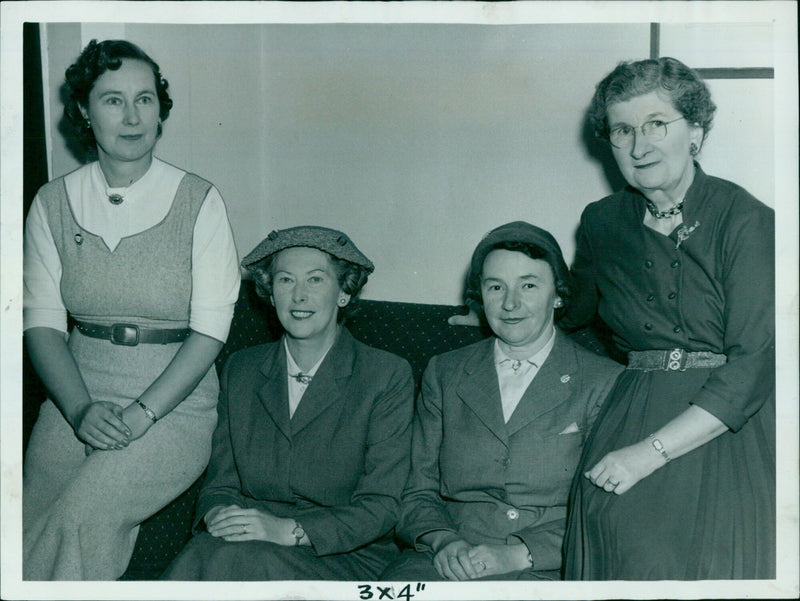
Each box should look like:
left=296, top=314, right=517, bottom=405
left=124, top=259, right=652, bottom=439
left=24, top=280, right=620, bottom=580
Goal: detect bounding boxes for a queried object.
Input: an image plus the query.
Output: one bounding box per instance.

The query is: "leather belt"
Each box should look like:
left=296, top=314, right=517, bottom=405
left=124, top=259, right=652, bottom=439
left=74, top=321, right=190, bottom=346
left=627, top=349, right=727, bottom=371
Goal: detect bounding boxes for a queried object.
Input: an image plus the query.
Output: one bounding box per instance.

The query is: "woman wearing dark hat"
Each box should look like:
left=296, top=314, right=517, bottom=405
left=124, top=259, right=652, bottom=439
left=381, top=221, right=621, bottom=581
left=23, top=40, right=239, bottom=579
left=164, top=226, right=414, bottom=580
left=562, top=57, right=775, bottom=580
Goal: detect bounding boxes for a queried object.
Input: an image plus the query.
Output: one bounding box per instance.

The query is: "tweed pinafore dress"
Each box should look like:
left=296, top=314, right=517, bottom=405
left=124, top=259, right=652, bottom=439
left=23, top=171, right=220, bottom=580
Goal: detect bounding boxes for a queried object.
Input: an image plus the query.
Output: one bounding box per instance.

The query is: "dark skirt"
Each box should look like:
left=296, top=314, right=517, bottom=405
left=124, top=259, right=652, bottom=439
left=563, top=367, right=775, bottom=580
left=163, top=532, right=399, bottom=581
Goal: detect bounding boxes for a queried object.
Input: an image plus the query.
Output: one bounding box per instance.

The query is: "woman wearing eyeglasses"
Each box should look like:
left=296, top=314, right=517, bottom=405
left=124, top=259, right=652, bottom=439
left=561, top=57, right=775, bottom=579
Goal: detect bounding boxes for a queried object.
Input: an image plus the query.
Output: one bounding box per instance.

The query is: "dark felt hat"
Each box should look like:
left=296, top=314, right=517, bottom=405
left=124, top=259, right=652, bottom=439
left=241, top=225, right=374, bottom=273
left=469, top=221, right=571, bottom=288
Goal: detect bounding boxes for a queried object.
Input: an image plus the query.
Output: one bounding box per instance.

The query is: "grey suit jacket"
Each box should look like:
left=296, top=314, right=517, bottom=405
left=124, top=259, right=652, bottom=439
left=195, top=328, right=414, bottom=556
left=397, top=331, right=622, bottom=571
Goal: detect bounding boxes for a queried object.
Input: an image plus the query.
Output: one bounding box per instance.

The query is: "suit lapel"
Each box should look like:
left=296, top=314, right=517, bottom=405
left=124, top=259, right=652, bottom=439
left=455, top=339, right=509, bottom=447
left=505, top=331, right=577, bottom=437
left=256, top=342, right=291, bottom=439
left=289, top=329, right=354, bottom=436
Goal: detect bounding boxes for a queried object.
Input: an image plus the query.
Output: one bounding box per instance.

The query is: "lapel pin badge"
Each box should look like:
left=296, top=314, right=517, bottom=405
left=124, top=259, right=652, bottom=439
left=560, top=374, right=571, bottom=383
left=74, top=233, right=83, bottom=245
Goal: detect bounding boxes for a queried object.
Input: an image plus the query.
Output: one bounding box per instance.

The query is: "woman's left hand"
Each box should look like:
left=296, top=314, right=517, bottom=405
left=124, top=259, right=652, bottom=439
left=466, top=543, right=531, bottom=578
left=584, top=440, right=663, bottom=494
left=206, top=505, right=296, bottom=545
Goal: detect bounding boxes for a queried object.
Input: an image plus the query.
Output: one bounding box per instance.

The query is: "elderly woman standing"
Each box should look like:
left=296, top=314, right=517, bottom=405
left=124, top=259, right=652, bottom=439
left=382, top=222, right=621, bottom=581
left=22, top=40, right=240, bottom=580
left=164, top=226, right=414, bottom=580
left=562, top=57, right=775, bottom=579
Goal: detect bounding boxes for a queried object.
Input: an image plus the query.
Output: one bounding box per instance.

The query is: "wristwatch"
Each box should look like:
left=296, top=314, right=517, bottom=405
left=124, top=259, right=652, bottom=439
left=292, top=520, right=305, bottom=546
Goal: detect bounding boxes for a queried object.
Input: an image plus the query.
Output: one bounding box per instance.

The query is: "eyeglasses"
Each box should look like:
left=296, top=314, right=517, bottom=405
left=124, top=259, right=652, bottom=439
left=607, top=116, right=685, bottom=149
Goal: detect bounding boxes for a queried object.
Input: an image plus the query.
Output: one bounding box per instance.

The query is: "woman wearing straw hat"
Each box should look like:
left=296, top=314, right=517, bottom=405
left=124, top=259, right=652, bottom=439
left=164, top=226, right=414, bottom=580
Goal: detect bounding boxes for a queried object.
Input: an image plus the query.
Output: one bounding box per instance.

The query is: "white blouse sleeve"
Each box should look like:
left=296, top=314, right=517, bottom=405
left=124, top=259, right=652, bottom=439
left=23, top=195, right=68, bottom=333
left=189, top=187, right=240, bottom=342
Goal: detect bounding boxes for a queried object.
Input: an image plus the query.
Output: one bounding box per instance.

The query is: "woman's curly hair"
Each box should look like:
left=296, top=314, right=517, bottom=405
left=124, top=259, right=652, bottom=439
left=249, top=251, right=370, bottom=324
left=589, top=57, right=716, bottom=144
left=64, top=39, right=173, bottom=153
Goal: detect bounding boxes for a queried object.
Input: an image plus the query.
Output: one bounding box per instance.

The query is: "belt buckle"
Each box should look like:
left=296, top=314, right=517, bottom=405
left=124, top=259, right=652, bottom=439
left=110, top=323, right=140, bottom=346
left=667, top=349, right=684, bottom=371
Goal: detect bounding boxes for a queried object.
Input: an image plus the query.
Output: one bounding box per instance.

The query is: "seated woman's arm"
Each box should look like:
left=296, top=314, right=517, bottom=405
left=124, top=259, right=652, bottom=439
left=397, top=356, right=459, bottom=542
left=127, top=191, right=238, bottom=438
left=193, top=359, right=247, bottom=533
left=397, top=356, right=487, bottom=580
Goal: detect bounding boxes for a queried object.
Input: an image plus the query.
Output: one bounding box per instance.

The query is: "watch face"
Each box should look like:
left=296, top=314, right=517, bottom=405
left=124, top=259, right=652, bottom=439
left=293, top=525, right=304, bottom=538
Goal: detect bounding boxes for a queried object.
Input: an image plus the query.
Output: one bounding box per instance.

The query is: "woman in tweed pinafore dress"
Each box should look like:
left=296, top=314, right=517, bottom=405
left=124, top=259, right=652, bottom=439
left=22, top=40, right=240, bottom=580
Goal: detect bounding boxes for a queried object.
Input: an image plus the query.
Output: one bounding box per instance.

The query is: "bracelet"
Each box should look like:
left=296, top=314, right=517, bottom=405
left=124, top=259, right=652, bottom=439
left=648, top=433, right=670, bottom=463
left=135, top=399, right=158, bottom=423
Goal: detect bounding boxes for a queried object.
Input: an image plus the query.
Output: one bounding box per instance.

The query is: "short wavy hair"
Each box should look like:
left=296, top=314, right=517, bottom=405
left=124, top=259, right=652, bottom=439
left=589, top=57, right=716, bottom=144
left=465, top=240, right=572, bottom=323
left=64, top=39, right=173, bottom=153
left=249, top=250, right=370, bottom=323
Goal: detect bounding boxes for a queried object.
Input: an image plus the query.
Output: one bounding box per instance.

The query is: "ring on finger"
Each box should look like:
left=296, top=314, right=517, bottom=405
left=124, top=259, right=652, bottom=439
left=607, top=479, right=619, bottom=488
left=241, top=524, right=247, bottom=534
left=476, top=560, right=486, bottom=571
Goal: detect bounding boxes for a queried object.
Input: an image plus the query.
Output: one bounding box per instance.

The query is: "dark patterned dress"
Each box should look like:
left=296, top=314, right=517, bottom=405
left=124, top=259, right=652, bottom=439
left=563, top=165, right=775, bottom=580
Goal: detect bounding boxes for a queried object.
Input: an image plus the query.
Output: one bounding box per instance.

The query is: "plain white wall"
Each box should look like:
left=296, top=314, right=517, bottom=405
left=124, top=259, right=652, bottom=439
left=43, top=22, right=774, bottom=304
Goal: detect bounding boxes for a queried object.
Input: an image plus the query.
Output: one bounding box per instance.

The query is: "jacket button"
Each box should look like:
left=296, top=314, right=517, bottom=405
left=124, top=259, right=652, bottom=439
left=670, top=260, right=680, bottom=268
left=673, top=325, right=682, bottom=333
left=646, top=294, right=655, bottom=302
left=644, top=260, right=653, bottom=269
left=668, top=292, right=676, bottom=299
left=644, top=323, right=653, bottom=331
left=506, top=508, right=519, bottom=520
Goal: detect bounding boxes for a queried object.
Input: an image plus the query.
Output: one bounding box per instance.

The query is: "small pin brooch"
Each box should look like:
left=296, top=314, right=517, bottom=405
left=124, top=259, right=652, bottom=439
left=560, top=374, right=571, bottom=383
left=74, top=233, right=83, bottom=245
left=290, top=372, right=313, bottom=385
left=675, top=221, right=700, bottom=249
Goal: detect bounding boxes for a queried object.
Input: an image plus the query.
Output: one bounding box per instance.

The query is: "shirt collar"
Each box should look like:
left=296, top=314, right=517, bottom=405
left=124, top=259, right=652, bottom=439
left=284, top=332, right=338, bottom=381
left=493, top=325, right=556, bottom=368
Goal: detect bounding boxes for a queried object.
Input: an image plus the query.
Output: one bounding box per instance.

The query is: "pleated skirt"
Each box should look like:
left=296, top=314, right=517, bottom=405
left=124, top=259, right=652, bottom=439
left=563, top=367, right=775, bottom=580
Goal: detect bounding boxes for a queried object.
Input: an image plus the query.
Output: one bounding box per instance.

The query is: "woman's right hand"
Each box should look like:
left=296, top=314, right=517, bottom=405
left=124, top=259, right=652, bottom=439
left=204, top=504, right=239, bottom=532
left=447, top=309, right=481, bottom=327
left=72, top=401, right=131, bottom=450
left=432, top=538, right=482, bottom=581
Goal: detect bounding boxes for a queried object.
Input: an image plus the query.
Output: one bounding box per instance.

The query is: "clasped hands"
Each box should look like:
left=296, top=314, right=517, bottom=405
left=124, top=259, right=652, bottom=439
left=75, top=400, right=154, bottom=454
left=429, top=533, right=530, bottom=581
left=205, top=505, right=298, bottom=545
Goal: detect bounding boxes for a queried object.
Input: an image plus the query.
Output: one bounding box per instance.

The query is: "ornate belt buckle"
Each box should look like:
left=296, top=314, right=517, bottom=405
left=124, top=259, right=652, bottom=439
left=110, top=323, right=140, bottom=346
left=667, top=348, right=684, bottom=371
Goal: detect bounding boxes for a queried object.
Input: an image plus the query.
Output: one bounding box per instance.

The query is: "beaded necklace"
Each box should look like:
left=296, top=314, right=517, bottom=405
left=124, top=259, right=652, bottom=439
left=645, top=198, right=684, bottom=219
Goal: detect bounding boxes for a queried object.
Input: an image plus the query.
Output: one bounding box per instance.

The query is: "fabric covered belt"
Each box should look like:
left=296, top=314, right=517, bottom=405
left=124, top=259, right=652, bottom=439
left=627, top=349, right=727, bottom=371
left=74, top=320, right=190, bottom=346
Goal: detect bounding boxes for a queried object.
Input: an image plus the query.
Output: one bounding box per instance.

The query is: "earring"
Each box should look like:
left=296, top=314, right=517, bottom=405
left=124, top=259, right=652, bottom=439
left=338, top=297, right=347, bottom=306
left=85, top=119, right=92, bottom=129
left=690, top=143, right=698, bottom=157
left=554, top=299, right=563, bottom=308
